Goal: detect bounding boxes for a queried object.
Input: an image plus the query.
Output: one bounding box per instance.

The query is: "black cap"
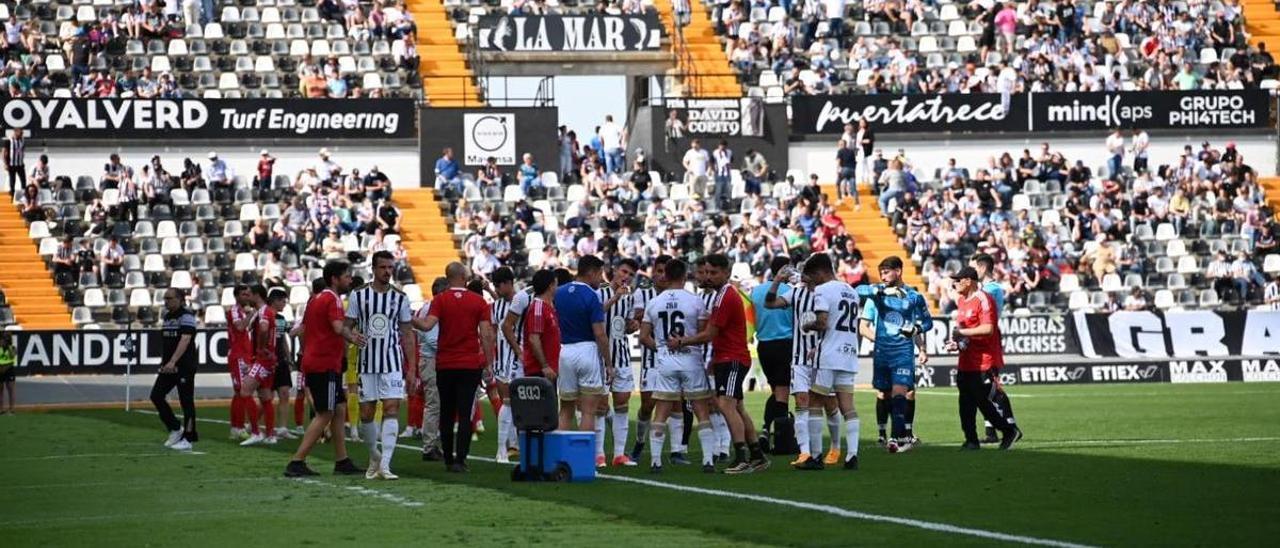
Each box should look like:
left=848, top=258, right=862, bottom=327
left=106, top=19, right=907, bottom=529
left=268, top=287, right=288, bottom=301
left=878, top=256, right=904, bottom=270
left=951, top=266, right=980, bottom=281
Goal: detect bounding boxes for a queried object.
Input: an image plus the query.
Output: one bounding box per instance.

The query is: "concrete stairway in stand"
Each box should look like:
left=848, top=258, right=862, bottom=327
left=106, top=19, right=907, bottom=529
left=0, top=205, right=73, bottom=329
left=394, top=189, right=465, bottom=283
left=1261, top=176, right=1280, bottom=220
left=821, top=184, right=936, bottom=312
left=408, top=0, right=484, bottom=107
left=1244, top=0, right=1280, bottom=48
left=655, top=0, right=741, bottom=97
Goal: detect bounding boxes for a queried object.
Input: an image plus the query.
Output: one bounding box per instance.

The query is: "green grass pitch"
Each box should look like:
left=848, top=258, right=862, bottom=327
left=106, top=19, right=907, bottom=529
left=1, top=383, right=1277, bottom=547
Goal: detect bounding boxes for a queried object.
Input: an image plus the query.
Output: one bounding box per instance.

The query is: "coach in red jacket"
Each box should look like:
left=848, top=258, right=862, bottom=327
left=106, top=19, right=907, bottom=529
left=412, top=262, right=496, bottom=472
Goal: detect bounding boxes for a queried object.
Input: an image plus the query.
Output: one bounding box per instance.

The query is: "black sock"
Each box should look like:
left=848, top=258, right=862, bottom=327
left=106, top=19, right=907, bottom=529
left=748, top=441, right=764, bottom=460
left=890, top=394, right=908, bottom=439
left=681, top=406, right=694, bottom=447
left=876, top=395, right=889, bottom=437
left=733, top=442, right=747, bottom=464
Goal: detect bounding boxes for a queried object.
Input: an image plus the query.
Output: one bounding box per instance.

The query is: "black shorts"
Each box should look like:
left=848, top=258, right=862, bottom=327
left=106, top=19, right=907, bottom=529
left=713, top=362, right=749, bottom=400
left=0, top=366, right=14, bottom=383
left=305, top=371, right=346, bottom=413
left=756, top=339, right=792, bottom=389
left=272, top=367, right=293, bottom=390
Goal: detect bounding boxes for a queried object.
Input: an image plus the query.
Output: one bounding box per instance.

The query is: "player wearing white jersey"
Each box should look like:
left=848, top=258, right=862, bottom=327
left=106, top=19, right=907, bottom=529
left=492, top=267, right=531, bottom=464
left=345, top=251, right=418, bottom=480
left=638, top=259, right=719, bottom=474
left=597, top=259, right=641, bottom=467
left=627, top=256, right=674, bottom=462
left=806, top=253, right=862, bottom=470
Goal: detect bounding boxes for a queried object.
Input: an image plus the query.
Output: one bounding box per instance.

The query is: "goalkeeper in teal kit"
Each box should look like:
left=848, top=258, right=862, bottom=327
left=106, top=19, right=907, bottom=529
left=856, top=256, right=932, bottom=453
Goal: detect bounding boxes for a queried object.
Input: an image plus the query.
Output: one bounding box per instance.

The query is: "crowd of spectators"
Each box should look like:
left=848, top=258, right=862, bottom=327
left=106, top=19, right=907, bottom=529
left=712, top=0, right=1279, bottom=96
left=16, top=146, right=408, bottom=320
left=866, top=134, right=1278, bottom=312
left=0, top=0, right=424, bottom=100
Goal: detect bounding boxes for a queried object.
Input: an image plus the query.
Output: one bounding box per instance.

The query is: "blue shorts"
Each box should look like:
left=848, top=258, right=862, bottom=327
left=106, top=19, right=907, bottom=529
left=872, top=358, right=915, bottom=391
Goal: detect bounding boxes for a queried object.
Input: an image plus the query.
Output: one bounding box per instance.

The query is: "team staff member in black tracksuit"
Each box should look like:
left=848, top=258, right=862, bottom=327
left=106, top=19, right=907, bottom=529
left=751, top=256, right=795, bottom=447
left=152, top=288, right=199, bottom=452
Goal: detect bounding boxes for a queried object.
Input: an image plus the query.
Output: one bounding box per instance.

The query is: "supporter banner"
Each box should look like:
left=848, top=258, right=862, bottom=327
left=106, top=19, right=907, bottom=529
left=1030, top=90, right=1271, bottom=131
left=10, top=329, right=231, bottom=375
left=0, top=98, right=418, bottom=140
left=858, top=314, right=1076, bottom=357
left=916, top=358, right=1280, bottom=387
left=1071, top=310, right=1280, bottom=359
left=476, top=14, right=663, bottom=52
left=791, top=93, right=1023, bottom=134
left=790, top=90, right=1271, bottom=134
left=665, top=98, right=765, bottom=137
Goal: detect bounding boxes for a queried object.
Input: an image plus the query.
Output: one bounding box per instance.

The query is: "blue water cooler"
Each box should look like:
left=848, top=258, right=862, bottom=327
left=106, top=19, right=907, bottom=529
left=517, top=431, right=596, bottom=483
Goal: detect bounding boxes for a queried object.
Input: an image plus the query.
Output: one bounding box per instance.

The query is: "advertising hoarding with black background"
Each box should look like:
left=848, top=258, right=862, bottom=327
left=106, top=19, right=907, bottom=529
left=0, top=98, right=418, bottom=140
left=476, top=14, right=663, bottom=52
left=665, top=98, right=765, bottom=137
left=789, top=90, right=1271, bottom=135
left=915, top=358, right=1280, bottom=387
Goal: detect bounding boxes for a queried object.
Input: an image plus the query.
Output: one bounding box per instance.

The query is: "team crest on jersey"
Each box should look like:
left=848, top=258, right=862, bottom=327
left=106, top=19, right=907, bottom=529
left=610, top=316, right=626, bottom=337
left=883, top=310, right=905, bottom=335
left=367, top=313, right=391, bottom=338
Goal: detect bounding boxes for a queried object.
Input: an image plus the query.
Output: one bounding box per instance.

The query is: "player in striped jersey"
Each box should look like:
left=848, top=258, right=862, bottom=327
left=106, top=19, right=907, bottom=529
left=765, top=259, right=844, bottom=468
left=345, top=251, right=418, bottom=480
left=596, top=259, right=640, bottom=467
left=627, top=255, right=672, bottom=463
left=491, top=267, right=531, bottom=464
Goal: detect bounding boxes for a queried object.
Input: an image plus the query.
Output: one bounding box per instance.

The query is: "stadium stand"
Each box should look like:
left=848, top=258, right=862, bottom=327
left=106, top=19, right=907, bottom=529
left=0, top=0, right=435, bottom=100
left=684, top=0, right=1280, bottom=100
left=435, top=131, right=1280, bottom=316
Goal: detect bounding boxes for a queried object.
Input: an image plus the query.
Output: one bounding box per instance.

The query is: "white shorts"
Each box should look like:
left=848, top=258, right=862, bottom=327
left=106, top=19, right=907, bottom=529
left=358, top=372, right=406, bottom=403
left=791, top=363, right=816, bottom=394
left=558, top=342, right=605, bottom=401
left=653, top=368, right=712, bottom=401
left=495, top=359, right=523, bottom=383
left=610, top=362, right=635, bottom=393
left=639, top=365, right=659, bottom=393
left=812, top=369, right=856, bottom=395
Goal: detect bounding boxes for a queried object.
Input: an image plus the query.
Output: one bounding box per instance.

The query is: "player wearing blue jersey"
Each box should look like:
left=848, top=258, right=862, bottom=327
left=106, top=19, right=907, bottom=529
left=857, top=256, right=932, bottom=453
left=970, top=253, right=1017, bottom=443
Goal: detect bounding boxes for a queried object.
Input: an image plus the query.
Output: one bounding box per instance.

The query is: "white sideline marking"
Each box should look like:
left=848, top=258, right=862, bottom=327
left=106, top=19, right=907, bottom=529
left=288, top=477, right=424, bottom=508
left=1, top=451, right=205, bottom=461
left=8, top=478, right=263, bottom=490
left=0, top=509, right=254, bottom=528
left=135, top=411, right=1094, bottom=545
left=395, top=443, right=1091, bottom=548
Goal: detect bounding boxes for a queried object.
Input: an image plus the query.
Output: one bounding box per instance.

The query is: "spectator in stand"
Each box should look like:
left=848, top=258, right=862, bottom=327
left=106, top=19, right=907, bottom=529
left=376, top=199, right=402, bottom=235
left=520, top=153, right=541, bottom=197
left=52, top=236, right=76, bottom=284
left=682, top=138, right=710, bottom=194
left=835, top=138, right=858, bottom=207
left=1266, top=275, right=1280, bottom=310
left=476, top=157, right=503, bottom=189
left=1231, top=251, right=1264, bottom=304
left=434, top=147, right=463, bottom=196
left=3, top=128, right=25, bottom=196
left=742, top=149, right=767, bottom=196
left=876, top=159, right=906, bottom=214
left=206, top=151, right=229, bottom=190
left=599, top=115, right=626, bottom=175
left=1206, top=251, right=1233, bottom=302
left=664, top=110, right=685, bottom=154
left=712, top=140, right=734, bottom=211
left=1105, top=128, right=1125, bottom=179
left=255, top=150, right=276, bottom=195
left=1123, top=287, right=1148, bottom=311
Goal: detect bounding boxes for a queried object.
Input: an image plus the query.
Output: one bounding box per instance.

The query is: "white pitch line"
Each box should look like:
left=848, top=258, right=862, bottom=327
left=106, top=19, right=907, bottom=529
left=287, top=477, right=424, bottom=508
left=1, top=451, right=206, bottom=461
left=0, top=509, right=254, bottom=528
left=7, top=477, right=264, bottom=491
left=137, top=411, right=1093, bottom=546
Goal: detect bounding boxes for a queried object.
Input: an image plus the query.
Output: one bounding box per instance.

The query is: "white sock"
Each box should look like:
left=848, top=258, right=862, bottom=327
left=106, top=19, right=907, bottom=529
left=807, top=413, right=824, bottom=457
left=498, top=406, right=513, bottom=453
left=380, top=418, right=398, bottom=470
left=669, top=415, right=686, bottom=452
left=845, top=417, right=860, bottom=458
left=794, top=409, right=810, bottom=455
left=827, top=411, right=841, bottom=453
left=649, top=423, right=666, bottom=466
left=612, top=408, right=630, bottom=458
left=710, top=412, right=730, bottom=455
left=594, top=414, right=606, bottom=458
left=360, top=420, right=380, bottom=464
left=697, top=423, right=716, bottom=466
